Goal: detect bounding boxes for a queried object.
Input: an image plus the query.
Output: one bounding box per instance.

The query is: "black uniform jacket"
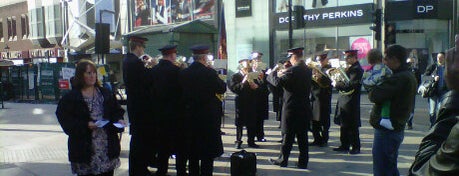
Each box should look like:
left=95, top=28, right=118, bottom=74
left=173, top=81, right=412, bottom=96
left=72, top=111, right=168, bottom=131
left=255, top=72, right=270, bottom=121
left=368, top=65, right=417, bottom=131
left=56, top=87, right=125, bottom=163
left=409, top=90, right=459, bottom=175
left=334, top=62, right=363, bottom=127
left=229, top=72, right=257, bottom=127
left=311, top=64, right=333, bottom=123
left=122, top=53, right=151, bottom=134
left=147, top=59, right=183, bottom=151
left=180, top=62, right=227, bottom=159
left=267, top=61, right=313, bottom=134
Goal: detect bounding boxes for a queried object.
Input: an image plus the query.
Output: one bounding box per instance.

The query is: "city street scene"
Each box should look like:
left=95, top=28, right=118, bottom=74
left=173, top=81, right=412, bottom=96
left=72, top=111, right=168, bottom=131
left=0, top=93, right=433, bottom=176
left=0, top=0, right=458, bottom=176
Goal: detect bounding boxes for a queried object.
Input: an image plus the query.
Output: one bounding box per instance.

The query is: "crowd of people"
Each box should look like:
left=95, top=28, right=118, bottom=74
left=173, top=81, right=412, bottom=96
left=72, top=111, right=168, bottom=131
left=55, top=34, right=459, bottom=176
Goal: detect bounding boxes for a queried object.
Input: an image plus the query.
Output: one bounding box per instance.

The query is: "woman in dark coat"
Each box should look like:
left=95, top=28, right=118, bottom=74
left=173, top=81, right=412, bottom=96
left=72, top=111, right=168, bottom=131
left=229, top=59, right=259, bottom=149
left=56, top=60, right=126, bottom=176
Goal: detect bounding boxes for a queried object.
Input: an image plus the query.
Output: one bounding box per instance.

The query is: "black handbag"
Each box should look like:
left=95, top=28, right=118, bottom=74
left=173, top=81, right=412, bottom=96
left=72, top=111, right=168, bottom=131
left=230, top=150, right=256, bottom=176
left=418, top=80, right=438, bottom=98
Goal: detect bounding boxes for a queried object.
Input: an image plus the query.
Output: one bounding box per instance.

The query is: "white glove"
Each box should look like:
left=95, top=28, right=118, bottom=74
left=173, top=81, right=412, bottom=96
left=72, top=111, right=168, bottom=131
left=380, top=118, right=394, bottom=130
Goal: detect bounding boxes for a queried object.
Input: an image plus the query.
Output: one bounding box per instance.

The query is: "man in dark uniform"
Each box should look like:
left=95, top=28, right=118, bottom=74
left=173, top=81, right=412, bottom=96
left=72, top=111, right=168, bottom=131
left=229, top=58, right=259, bottom=149
left=311, top=53, right=333, bottom=147
left=251, top=51, right=270, bottom=142
left=180, top=44, right=227, bottom=176
left=122, top=36, right=155, bottom=176
left=267, top=47, right=312, bottom=169
left=332, top=49, right=364, bottom=154
left=147, top=45, right=187, bottom=176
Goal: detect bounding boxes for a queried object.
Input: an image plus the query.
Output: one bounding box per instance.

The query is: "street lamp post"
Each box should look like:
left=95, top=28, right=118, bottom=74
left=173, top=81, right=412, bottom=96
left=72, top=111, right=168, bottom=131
left=4, top=44, right=10, bottom=59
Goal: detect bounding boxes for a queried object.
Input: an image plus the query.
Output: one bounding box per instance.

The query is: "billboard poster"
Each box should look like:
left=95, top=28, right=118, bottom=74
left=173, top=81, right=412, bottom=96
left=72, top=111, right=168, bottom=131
left=192, top=0, right=216, bottom=20
left=134, top=0, right=152, bottom=26
left=349, top=36, right=372, bottom=69
left=151, top=0, right=171, bottom=25
left=134, top=0, right=215, bottom=28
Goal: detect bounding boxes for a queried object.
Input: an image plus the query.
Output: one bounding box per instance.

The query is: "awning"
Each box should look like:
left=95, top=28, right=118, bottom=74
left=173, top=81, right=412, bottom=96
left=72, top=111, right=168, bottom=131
left=0, top=59, right=14, bottom=66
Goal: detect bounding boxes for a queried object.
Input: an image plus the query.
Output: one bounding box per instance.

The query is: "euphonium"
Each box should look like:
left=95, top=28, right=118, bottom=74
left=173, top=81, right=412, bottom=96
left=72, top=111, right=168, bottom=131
left=307, top=61, right=330, bottom=88
left=326, top=67, right=354, bottom=95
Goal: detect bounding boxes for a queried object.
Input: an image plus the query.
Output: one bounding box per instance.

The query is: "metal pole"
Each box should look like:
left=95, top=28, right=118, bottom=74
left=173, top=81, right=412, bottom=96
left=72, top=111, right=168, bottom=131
left=288, top=0, right=293, bottom=48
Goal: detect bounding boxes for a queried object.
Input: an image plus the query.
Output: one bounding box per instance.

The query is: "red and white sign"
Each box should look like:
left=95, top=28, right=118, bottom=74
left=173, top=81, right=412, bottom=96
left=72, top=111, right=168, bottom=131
left=350, top=36, right=373, bottom=59
left=58, top=79, right=70, bottom=90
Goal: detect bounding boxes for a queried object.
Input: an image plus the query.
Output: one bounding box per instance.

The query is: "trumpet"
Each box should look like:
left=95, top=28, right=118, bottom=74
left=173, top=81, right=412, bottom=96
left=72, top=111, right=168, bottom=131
left=326, top=67, right=355, bottom=95
left=307, top=61, right=331, bottom=88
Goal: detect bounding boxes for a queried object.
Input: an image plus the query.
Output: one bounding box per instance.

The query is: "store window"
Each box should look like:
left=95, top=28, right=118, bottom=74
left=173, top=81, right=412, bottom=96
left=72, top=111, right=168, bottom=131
left=393, top=19, right=449, bottom=73
left=21, top=14, right=29, bottom=39
left=0, top=19, right=3, bottom=42
left=11, top=16, right=17, bottom=41
left=7, top=17, right=12, bottom=41
left=274, top=24, right=372, bottom=68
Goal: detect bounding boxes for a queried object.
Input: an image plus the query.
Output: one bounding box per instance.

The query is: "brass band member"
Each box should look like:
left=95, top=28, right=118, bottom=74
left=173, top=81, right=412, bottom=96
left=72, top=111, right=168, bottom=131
left=147, top=45, right=187, bottom=176
left=268, top=47, right=312, bottom=169
left=180, top=44, right=227, bottom=176
left=229, top=58, right=260, bottom=149
left=122, top=36, right=155, bottom=176
left=310, top=53, right=333, bottom=147
left=332, top=50, right=364, bottom=154
left=251, top=51, right=270, bottom=142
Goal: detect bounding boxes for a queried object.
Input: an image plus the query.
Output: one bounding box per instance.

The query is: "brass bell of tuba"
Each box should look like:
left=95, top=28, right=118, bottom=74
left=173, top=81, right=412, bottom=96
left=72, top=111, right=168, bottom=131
left=307, top=61, right=331, bottom=88
left=326, top=67, right=355, bottom=95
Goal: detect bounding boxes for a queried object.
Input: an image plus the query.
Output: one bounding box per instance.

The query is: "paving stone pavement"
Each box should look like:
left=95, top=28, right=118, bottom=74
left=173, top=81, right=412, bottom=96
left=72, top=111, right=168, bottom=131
left=0, top=93, right=432, bottom=176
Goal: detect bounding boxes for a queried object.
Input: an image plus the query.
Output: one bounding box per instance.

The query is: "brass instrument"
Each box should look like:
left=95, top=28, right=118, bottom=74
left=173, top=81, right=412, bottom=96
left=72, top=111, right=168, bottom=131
left=307, top=61, right=331, bottom=88
left=326, top=67, right=355, bottom=95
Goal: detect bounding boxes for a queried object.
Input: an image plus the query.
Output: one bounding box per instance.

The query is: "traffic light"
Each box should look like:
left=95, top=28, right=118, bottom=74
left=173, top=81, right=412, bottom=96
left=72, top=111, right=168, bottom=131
left=385, top=23, right=396, bottom=45
left=369, top=9, right=382, bottom=41
left=294, top=5, right=305, bottom=29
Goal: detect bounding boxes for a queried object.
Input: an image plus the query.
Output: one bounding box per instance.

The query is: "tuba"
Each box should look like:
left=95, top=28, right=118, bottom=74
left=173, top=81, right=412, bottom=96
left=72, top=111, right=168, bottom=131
left=307, top=61, right=331, bottom=88
left=326, top=67, right=355, bottom=95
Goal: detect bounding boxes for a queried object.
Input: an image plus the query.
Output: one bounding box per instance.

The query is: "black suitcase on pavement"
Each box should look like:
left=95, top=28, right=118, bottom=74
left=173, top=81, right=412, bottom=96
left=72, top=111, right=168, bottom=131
left=230, top=150, right=256, bottom=176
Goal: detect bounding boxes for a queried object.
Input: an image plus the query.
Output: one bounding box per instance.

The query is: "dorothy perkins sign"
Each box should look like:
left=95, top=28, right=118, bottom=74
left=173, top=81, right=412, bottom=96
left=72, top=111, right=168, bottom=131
left=274, top=3, right=373, bottom=29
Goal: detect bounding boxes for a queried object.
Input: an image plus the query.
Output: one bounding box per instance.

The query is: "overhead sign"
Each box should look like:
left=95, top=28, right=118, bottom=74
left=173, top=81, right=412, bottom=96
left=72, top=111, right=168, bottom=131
left=236, top=0, right=252, bottom=17
left=273, top=3, right=373, bottom=29
left=414, top=0, right=438, bottom=18
left=386, top=0, right=452, bottom=20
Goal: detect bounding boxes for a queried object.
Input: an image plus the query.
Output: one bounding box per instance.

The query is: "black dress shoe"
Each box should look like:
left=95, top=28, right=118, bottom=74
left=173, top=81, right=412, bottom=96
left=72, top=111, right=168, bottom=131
left=297, top=163, right=308, bottom=169
left=349, top=148, right=360, bottom=154
left=235, top=142, right=242, bottom=149
left=269, top=158, right=287, bottom=167
left=277, top=139, right=283, bottom=143
left=248, top=143, right=260, bottom=148
left=309, top=141, right=321, bottom=146
left=257, top=138, right=267, bottom=142
left=333, top=146, right=349, bottom=152
left=318, top=142, right=327, bottom=147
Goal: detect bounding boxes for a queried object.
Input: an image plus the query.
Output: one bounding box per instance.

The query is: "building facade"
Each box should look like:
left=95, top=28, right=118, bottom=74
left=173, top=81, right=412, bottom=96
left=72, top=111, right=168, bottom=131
left=224, top=0, right=458, bottom=75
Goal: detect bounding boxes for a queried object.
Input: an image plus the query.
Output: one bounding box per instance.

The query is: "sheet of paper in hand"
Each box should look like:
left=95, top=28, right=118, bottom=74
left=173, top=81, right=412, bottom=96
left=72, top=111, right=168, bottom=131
left=94, top=120, right=110, bottom=128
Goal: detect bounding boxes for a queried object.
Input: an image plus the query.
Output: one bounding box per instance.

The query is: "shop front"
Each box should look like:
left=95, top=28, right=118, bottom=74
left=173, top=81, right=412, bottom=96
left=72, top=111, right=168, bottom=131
left=272, top=1, right=375, bottom=68
left=271, top=0, right=456, bottom=73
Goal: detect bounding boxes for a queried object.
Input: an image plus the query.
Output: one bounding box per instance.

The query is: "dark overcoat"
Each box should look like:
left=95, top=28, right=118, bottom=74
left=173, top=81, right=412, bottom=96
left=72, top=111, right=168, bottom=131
left=122, top=53, right=153, bottom=135
left=268, top=83, right=283, bottom=121
left=229, top=72, right=257, bottom=127
left=147, top=59, right=183, bottom=153
left=334, top=62, right=363, bottom=128
left=311, top=64, right=333, bottom=123
left=180, top=62, right=227, bottom=159
left=267, top=61, right=313, bottom=134
left=56, top=87, right=125, bottom=163
left=255, top=72, right=270, bottom=121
